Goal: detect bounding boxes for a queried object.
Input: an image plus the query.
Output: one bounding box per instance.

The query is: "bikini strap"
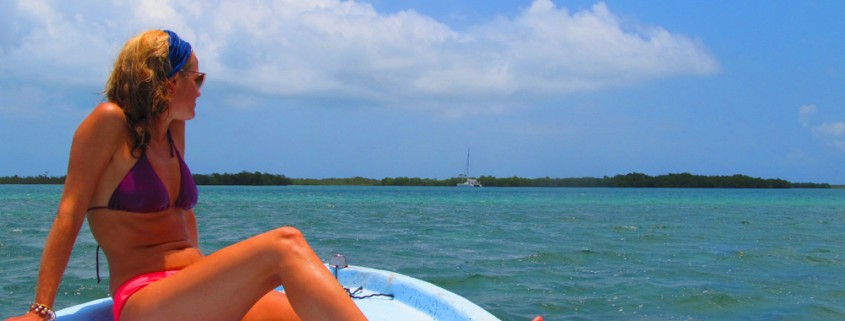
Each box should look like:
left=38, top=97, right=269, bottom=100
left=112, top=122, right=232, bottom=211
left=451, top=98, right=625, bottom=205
left=167, top=130, right=175, bottom=158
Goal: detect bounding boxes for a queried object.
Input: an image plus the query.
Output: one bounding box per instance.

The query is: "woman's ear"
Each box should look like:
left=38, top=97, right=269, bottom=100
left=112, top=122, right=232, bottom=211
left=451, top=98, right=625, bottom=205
left=167, top=76, right=178, bottom=91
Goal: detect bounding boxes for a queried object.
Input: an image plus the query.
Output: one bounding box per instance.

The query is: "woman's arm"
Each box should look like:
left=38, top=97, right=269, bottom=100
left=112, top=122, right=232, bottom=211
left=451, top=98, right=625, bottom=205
left=32, top=103, right=126, bottom=310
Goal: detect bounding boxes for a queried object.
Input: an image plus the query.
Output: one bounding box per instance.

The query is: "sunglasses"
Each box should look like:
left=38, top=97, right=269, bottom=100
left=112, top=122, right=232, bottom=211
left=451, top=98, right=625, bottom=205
left=181, top=70, right=206, bottom=89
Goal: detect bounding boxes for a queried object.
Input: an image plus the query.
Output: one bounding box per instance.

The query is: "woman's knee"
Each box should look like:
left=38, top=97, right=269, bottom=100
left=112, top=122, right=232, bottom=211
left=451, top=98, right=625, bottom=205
left=271, top=226, right=304, bottom=240
left=266, top=226, right=310, bottom=257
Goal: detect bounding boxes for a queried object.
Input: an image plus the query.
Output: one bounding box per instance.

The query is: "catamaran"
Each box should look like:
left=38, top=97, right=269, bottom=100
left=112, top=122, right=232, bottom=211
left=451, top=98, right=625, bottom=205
left=456, top=149, right=482, bottom=187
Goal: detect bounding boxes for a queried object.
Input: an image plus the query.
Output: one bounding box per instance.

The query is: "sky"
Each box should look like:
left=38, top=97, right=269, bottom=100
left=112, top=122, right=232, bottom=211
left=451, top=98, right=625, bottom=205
left=1, top=0, right=844, bottom=184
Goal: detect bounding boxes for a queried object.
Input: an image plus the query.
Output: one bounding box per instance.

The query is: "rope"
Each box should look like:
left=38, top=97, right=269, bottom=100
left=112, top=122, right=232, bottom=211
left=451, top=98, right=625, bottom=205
left=344, top=286, right=394, bottom=300
left=332, top=264, right=393, bottom=300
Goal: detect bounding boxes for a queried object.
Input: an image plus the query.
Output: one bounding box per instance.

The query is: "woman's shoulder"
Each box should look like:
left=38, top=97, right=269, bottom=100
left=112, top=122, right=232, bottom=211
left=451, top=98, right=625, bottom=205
left=83, top=102, right=127, bottom=129
left=91, top=102, right=126, bottom=120
left=74, top=102, right=129, bottom=140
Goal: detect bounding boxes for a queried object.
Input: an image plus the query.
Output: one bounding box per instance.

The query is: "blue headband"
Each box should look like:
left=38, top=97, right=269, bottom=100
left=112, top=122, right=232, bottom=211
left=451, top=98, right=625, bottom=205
left=164, top=30, right=192, bottom=78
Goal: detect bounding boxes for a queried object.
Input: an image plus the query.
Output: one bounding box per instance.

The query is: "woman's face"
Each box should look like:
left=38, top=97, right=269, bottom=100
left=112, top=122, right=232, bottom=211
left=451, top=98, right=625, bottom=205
left=169, top=53, right=203, bottom=121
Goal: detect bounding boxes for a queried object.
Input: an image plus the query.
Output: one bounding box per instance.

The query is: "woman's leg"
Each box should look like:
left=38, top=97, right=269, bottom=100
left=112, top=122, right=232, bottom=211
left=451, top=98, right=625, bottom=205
left=120, top=227, right=367, bottom=321
left=241, top=291, right=300, bottom=321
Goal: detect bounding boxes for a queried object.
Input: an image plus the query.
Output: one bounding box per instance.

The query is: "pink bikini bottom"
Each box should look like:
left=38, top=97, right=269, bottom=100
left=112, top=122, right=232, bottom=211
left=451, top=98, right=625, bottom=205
left=112, top=270, right=180, bottom=321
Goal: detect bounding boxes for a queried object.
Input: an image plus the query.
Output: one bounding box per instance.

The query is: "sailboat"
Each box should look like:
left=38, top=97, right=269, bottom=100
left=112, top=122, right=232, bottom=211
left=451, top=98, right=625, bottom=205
left=456, top=149, right=482, bottom=187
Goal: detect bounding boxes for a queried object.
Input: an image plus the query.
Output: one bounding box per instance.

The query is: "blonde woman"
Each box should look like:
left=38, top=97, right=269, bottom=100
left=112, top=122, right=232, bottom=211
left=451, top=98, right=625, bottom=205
left=6, top=29, right=367, bottom=321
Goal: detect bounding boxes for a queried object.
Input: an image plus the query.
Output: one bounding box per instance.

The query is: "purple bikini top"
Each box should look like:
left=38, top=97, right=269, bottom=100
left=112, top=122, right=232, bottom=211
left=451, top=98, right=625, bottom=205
left=89, top=131, right=197, bottom=213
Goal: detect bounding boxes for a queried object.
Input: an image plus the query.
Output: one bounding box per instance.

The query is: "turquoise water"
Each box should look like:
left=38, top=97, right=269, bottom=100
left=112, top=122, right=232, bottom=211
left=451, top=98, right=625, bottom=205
left=2, top=185, right=844, bottom=320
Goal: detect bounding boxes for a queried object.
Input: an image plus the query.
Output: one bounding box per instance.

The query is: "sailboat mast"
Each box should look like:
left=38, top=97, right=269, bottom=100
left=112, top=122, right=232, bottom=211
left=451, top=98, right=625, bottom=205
left=465, top=148, right=470, bottom=177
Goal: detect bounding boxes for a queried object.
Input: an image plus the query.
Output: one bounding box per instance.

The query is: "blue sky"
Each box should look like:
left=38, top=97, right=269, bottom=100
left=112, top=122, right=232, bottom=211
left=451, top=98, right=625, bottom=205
left=1, top=0, right=844, bottom=183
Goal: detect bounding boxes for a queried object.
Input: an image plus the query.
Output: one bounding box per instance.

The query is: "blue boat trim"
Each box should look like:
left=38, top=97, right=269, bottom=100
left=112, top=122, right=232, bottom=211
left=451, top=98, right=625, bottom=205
left=55, top=298, right=113, bottom=321
left=55, top=265, right=500, bottom=321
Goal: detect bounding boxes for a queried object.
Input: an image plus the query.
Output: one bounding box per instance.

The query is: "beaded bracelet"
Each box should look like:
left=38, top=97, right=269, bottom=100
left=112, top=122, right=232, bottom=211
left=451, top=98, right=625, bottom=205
left=29, top=303, right=56, bottom=321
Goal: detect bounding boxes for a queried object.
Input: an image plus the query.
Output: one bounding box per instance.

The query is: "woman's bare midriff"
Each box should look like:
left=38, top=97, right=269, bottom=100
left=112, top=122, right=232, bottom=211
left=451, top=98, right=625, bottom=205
left=86, top=207, right=204, bottom=294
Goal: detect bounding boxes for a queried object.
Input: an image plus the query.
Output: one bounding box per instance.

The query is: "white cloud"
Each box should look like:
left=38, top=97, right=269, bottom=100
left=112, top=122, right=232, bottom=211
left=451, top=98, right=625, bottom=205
left=1, top=0, right=720, bottom=113
left=833, top=139, right=845, bottom=152
left=800, top=104, right=845, bottom=153
left=465, top=1, right=718, bottom=91
left=813, top=122, right=845, bottom=137
left=799, top=104, right=816, bottom=127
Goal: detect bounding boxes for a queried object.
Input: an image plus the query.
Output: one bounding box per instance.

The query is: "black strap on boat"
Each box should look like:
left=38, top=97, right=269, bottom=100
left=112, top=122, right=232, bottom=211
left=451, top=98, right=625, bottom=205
left=344, top=286, right=394, bottom=300
left=95, top=244, right=101, bottom=283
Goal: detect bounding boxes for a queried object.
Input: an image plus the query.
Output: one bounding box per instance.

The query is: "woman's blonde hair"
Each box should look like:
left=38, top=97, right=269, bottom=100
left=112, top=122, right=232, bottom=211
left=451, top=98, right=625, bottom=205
left=105, top=30, right=189, bottom=156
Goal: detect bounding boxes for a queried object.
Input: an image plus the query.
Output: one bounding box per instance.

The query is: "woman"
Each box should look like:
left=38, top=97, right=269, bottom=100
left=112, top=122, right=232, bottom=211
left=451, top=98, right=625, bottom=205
left=6, top=30, right=367, bottom=321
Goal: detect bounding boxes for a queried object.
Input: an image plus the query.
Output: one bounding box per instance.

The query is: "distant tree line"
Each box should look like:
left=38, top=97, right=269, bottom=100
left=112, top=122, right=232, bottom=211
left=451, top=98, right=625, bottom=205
left=292, top=176, right=381, bottom=186
left=597, top=172, right=804, bottom=188
left=379, top=177, right=465, bottom=186
left=0, top=172, right=832, bottom=188
left=342, top=173, right=830, bottom=188
left=385, top=173, right=832, bottom=188
left=192, top=171, right=293, bottom=185
left=0, top=174, right=65, bottom=184
left=479, top=173, right=831, bottom=188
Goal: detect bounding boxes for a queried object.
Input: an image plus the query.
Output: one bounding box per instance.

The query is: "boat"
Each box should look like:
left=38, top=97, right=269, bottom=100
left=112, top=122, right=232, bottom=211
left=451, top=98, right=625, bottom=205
left=456, top=149, right=482, bottom=187
left=55, top=255, right=501, bottom=321
left=456, top=177, right=482, bottom=188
